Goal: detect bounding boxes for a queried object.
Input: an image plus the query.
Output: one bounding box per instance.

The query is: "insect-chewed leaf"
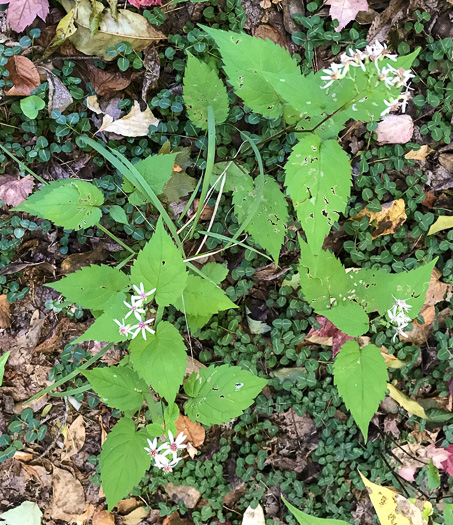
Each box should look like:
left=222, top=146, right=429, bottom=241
left=131, top=218, right=188, bottom=307
left=285, top=134, right=352, bottom=250
left=83, top=365, right=148, bottom=412
left=233, top=175, right=288, bottom=263
left=201, top=25, right=300, bottom=119
left=14, top=179, right=104, bottom=231
left=47, top=264, right=130, bottom=310
left=100, top=417, right=151, bottom=510
left=183, top=54, right=229, bottom=129
left=129, top=321, right=187, bottom=404
left=184, top=364, right=267, bottom=425
left=282, top=497, right=349, bottom=525
left=334, top=341, right=388, bottom=441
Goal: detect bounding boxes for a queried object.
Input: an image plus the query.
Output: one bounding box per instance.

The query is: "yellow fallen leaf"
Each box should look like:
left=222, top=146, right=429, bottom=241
left=404, top=145, right=433, bottom=161
left=359, top=471, right=427, bottom=525
left=97, top=101, right=159, bottom=137
left=387, top=384, right=427, bottom=419
left=351, top=199, right=407, bottom=239
left=43, top=3, right=80, bottom=58
left=428, top=215, right=453, bottom=236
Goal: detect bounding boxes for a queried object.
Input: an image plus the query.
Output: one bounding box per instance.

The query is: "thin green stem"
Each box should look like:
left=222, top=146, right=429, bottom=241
left=0, top=144, right=47, bottom=184
left=115, top=251, right=136, bottom=271
left=97, top=223, right=135, bottom=255
left=189, top=106, right=216, bottom=237
left=154, top=304, right=165, bottom=326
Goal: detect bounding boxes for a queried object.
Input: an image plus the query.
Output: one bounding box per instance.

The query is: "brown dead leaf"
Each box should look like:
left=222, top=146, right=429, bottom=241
left=93, top=506, right=115, bottom=525
left=50, top=467, right=85, bottom=522
left=45, top=69, right=74, bottom=114
left=404, top=145, right=433, bottom=161
left=0, top=295, right=11, bottom=329
left=254, top=25, right=287, bottom=48
left=424, top=267, right=452, bottom=306
left=116, top=497, right=141, bottom=515
left=97, top=100, right=159, bottom=137
left=60, top=243, right=108, bottom=274
left=87, top=64, right=132, bottom=99
left=0, top=175, right=35, bottom=207
left=306, top=315, right=353, bottom=357
left=13, top=450, right=34, bottom=462
left=61, top=415, right=86, bottom=461
left=5, top=56, right=41, bottom=96
left=439, top=153, right=453, bottom=173
left=352, top=199, right=406, bottom=238
left=185, top=357, right=206, bottom=377
left=193, top=198, right=214, bottom=220
left=162, top=511, right=194, bottom=525
left=175, top=414, right=205, bottom=448
left=122, top=507, right=150, bottom=525
left=165, top=483, right=202, bottom=509
left=366, top=0, right=407, bottom=43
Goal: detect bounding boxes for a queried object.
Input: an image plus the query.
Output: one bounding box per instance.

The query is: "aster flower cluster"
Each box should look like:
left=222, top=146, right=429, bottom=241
left=320, top=40, right=414, bottom=116
left=144, top=431, right=187, bottom=472
left=387, top=297, right=412, bottom=342
left=113, top=282, right=156, bottom=341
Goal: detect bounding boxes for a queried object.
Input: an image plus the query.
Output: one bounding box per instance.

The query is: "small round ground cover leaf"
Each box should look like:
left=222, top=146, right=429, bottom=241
left=184, top=364, right=267, bottom=425
left=334, top=341, right=388, bottom=442
left=20, top=95, right=46, bottom=119
left=13, top=179, right=104, bottom=230
left=183, top=54, right=229, bottom=129
left=100, top=417, right=151, bottom=510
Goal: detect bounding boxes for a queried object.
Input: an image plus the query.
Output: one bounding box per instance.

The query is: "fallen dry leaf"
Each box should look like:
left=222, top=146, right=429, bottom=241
left=164, top=483, right=202, bottom=509
left=439, top=153, right=453, bottom=173
left=45, top=69, right=74, bottom=113
left=352, top=199, right=406, bottom=238
left=428, top=215, right=453, bottom=236
left=254, top=25, right=287, bottom=48
left=376, top=114, right=414, bottom=144
left=50, top=467, right=85, bottom=521
left=0, top=295, right=11, bottom=329
left=0, top=0, right=49, bottom=34
left=242, top=504, right=266, bottom=525
left=61, top=415, right=86, bottom=461
left=0, top=175, right=35, bottom=207
left=97, top=100, right=159, bottom=137
left=122, top=507, right=150, bottom=525
left=306, top=315, right=353, bottom=357
left=162, top=511, right=194, bottom=525
left=93, top=506, right=115, bottom=525
left=87, top=64, right=132, bottom=98
left=424, top=267, right=452, bottom=306
left=387, top=383, right=427, bottom=419
left=116, top=497, right=141, bottom=515
left=5, top=56, right=41, bottom=96
left=327, top=0, right=369, bottom=32
left=404, top=145, right=434, bottom=161
left=175, top=414, right=205, bottom=447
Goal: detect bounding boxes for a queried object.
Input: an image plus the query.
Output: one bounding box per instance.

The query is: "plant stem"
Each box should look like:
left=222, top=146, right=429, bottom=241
left=96, top=223, right=136, bottom=255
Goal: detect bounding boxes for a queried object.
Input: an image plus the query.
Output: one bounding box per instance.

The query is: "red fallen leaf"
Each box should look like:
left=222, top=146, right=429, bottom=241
left=5, top=56, right=41, bottom=96
left=441, top=445, right=453, bottom=476
left=306, top=315, right=353, bottom=357
left=0, top=175, right=35, bottom=207
left=0, top=0, right=49, bottom=33
left=128, top=0, right=162, bottom=7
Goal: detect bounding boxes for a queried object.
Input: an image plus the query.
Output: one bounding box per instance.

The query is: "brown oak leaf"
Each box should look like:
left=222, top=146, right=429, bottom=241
left=5, top=56, right=40, bottom=96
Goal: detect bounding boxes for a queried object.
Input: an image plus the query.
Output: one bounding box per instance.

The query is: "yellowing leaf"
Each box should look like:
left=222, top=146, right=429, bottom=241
left=352, top=199, right=406, bottom=239
left=387, top=383, right=428, bottom=419
left=404, top=145, right=433, bottom=161
left=97, top=101, right=159, bottom=137
left=44, top=3, right=79, bottom=57
left=359, top=472, right=427, bottom=525
left=428, top=215, right=453, bottom=236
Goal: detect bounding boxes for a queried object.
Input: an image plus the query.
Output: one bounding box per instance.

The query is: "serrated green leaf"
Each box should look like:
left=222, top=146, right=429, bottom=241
left=285, top=135, right=351, bottom=250
left=130, top=321, right=187, bottom=404
left=233, top=175, right=288, bottom=263
left=184, top=364, right=267, bottom=425
left=428, top=459, right=440, bottom=489
left=83, top=365, right=148, bottom=411
left=183, top=54, right=229, bottom=129
left=131, top=218, right=187, bottom=307
left=334, top=341, right=388, bottom=441
left=211, top=161, right=251, bottom=193
left=318, top=301, right=369, bottom=337
left=100, top=417, right=151, bottom=509
left=109, top=205, right=129, bottom=224
left=200, top=262, right=228, bottom=284
left=174, top=275, right=237, bottom=322
left=201, top=25, right=299, bottom=119
left=282, top=497, right=349, bottom=525
left=47, top=265, right=130, bottom=310
left=14, top=179, right=104, bottom=230
left=0, top=351, right=9, bottom=387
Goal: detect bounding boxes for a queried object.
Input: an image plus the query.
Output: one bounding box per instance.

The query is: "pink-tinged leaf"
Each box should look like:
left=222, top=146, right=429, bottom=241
left=425, top=444, right=449, bottom=469
left=376, top=115, right=414, bottom=144
left=398, top=467, right=416, bottom=482
left=327, top=0, right=368, bottom=32
left=0, top=175, right=35, bottom=207
left=128, top=0, right=162, bottom=7
left=306, top=315, right=353, bottom=357
left=5, top=0, right=49, bottom=33
left=441, top=445, right=453, bottom=476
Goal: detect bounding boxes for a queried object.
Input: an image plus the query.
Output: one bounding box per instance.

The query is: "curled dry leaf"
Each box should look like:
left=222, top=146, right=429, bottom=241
left=5, top=56, right=41, bottom=96
left=175, top=414, right=205, bottom=448
left=61, top=415, right=86, bottom=461
left=96, top=100, right=159, bottom=137
left=352, top=199, right=407, bottom=239
left=327, top=0, right=369, bottom=32
left=377, top=114, right=414, bottom=144
left=122, top=507, right=150, bottom=525
left=45, top=70, right=74, bottom=113
left=87, top=64, right=132, bottom=98
left=424, top=267, right=452, bottom=306
left=0, top=175, right=35, bottom=207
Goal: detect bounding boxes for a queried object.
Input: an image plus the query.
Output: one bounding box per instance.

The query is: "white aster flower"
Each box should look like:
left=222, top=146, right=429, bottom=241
left=376, top=64, right=398, bottom=89
left=394, top=68, right=415, bottom=88
left=130, top=318, right=156, bottom=340
left=392, top=297, right=412, bottom=312
left=381, top=98, right=400, bottom=116
left=145, top=437, right=169, bottom=458
left=154, top=453, right=183, bottom=473
left=347, top=48, right=367, bottom=71
left=162, top=430, right=187, bottom=455
left=113, top=318, right=131, bottom=337
left=123, top=299, right=146, bottom=321
left=387, top=297, right=413, bottom=342
left=320, top=63, right=345, bottom=89
left=132, top=283, right=156, bottom=304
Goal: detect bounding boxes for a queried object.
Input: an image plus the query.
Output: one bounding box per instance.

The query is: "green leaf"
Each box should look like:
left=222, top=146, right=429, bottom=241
left=184, top=364, right=267, bottom=425
left=161, top=170, right=197, bottom=203
left=444, top=504, right=453, bottom=525
left=318, top=301, right=369, bottom=337
left=0, top=501, right=42, bottom=525
left=14, top=179, right=104, bottom=230
left=334, top=341, right=388, bottom=442
left=174, top=274, right=237, bottom=323
left=0, top=351, right=10, bottom=387
left=83, top=365, right=148, bottom=411
left=131, top=218, right=188, bottom=307
left=200, top=262, right=228, bottom=284
left=183, top=54, right=229, bottom=129
left=130, top=321, right=187, bottom=404
left=233, top=175, right=288, bottom=263
left=125, top=153, right=178, bottom=204
left=201, top=25, right=300, bottom=118
left=428, top=459, right=440, bottom=489
left=100, top=417, right=151, bottom=509
left=109, top=205, right=129, bottom=224
left=20, top=96, right=45, bottom=119
left=211, top=161, right=251, bottom=193
left=282, top=497, right=349, bottom=525
left=47, top=265, right=130, bottom=310
left=285, top=135, right=351, bottom=250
